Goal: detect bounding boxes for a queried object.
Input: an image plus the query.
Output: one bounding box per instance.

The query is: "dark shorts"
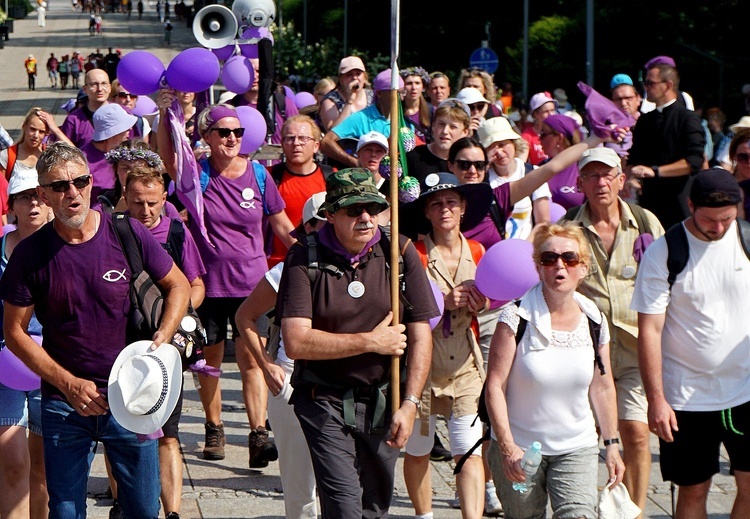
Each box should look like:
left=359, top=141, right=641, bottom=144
left=161, top=378, right=184, bottom=440
left=660, top=399, right=750, bottom=486
left=196, top=297, right=244, bottom=346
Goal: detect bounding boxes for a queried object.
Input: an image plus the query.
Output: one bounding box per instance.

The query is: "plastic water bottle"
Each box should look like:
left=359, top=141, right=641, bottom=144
left=512, top=441, right=542, bottom=494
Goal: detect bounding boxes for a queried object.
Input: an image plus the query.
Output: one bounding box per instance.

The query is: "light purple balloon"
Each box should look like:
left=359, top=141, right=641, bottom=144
left=166, top=48, right=221, bottom=93
left=132, top=95, right=158, bottom=117
left=0, top=335, right=42, bottom=391
left=475, top=239, right=539, bottom=301
left=294, top=91, right=316, bottom=110
left=428, top=280, right=445, bottom=330
left=235, top=105, right=268, bottom=155
left=117, top=51, right=166, bottom=96
left=211, top=44, right=236, bottom=61
left=2, top=223, right=17, bottom=235
left=239, top=44, right=259, bottom=59
left=549, top=202, right=566, bottom=222
left=240, top=26, right=274, bottom=45
left=221, top=55, right=255, bottom=94
left=283, top=85, right=295, bottom=99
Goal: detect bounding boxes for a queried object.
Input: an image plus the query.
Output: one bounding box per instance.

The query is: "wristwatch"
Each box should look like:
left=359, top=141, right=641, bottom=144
left=603, top=438, right=620, bottom=446
left=403, top=394, right=422, bottom=411
left=651, top=165, right=660, bottom=178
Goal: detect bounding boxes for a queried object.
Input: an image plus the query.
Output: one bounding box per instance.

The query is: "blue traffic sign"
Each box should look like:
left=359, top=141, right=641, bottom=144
left=469, top=47, right=499, bottom=74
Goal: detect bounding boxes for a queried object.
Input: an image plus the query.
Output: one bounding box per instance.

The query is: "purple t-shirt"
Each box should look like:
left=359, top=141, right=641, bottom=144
left=80, top=140, right=115, bottom=201
left=188, top=161, right=285, bottom=298
left=60, top=105, right=95, bottom=148
left=149, top=216, right=206, bottom=283
left=547, top=163, right=585, bottom=209
left=462, top=183, right=512, bottom=250
left=0, top=210, right=174, bottom=399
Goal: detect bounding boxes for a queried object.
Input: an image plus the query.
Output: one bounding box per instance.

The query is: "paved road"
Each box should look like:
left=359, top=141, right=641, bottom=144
left=0, top=3, right=738, bottom=517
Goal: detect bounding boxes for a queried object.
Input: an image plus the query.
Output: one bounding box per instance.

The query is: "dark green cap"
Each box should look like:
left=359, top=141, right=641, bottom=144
left=323, top=168, right=389, bottom=212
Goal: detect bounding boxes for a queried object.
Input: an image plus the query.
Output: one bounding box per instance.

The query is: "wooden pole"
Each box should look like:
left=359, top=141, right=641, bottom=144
left=389, top=0, right=401, bottom=412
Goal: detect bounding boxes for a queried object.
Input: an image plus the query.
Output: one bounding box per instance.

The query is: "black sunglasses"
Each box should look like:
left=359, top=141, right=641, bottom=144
left=40, top=175, right=92, bottom=193
left=539, top=251, right=581, bottom=267
left=736, top=152, right=750, bottom=163
left=343, top=203, right=384, bottom=217
left=453, top=160, right=488, bottom=171
left=211, top=127, right=245, bottom=138
left=116, top=92, right=136, bottom=99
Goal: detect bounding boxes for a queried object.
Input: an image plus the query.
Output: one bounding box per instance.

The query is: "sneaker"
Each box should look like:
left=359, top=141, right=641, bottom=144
left=448, top=492, right=461, bottom=509
left=430, top=433, right=452, bottom=462
left=203, top=422, right=225, bottom=460
left=484, top=483, right=503, bottom=517
left=165, top=513, right=181, bottom=519
left=248, top=426, right=278, bottom=468
left=109, top=499, right=123, bottom=519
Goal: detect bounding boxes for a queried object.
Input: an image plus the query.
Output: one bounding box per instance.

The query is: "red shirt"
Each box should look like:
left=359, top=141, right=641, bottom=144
left=521, top=125, right=548, bottom=166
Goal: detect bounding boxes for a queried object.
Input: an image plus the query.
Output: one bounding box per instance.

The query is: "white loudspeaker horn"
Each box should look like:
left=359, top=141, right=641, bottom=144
left=193, top=4, right=239, bottom=49
left=231, top=0, right=276, bottom=29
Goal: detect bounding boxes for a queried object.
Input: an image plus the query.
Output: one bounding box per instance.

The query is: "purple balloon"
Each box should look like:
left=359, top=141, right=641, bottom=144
left=549, top=202, right=566, bottom=222
left=294, top=91, right=316, bottom=110
left=2, top=223, right=17, bottom=235
left=0, top=336, right=42, bottom=391
left=475, top=239, right=539, bottom=301
left=166, top=48, right=221, bottom=93
left=283, top=85, right=295, bottom=99
left=132, top=95, right=158, bottom=117
left=239, top=44, right=259, bottom=59
left=211, top=44, right=237, bottom=61
left=235, top=105, right=268, bottom=155
left=117, top=51, right=166, bottom=96
left=240, top=26, right=274, bottom=45
left=428, top=280, right=445, bottom=330
left=221, top=55, right=255, bottom=95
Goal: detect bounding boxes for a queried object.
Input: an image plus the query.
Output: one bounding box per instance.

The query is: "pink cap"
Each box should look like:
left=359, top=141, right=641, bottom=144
left=529, top=92, right=558, bottom=113
left=339, top=56, right=366, bottom=75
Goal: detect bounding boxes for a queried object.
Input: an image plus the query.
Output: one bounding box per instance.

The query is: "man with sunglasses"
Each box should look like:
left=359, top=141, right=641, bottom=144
left=632, top=169, right=750, bottom=518
left=59, top=68, right=111, bottom=148
left=563, top=147, right=663, bottom=515
left=627, top=59, right=705, bottom=230
left=0, top=142, right=191, bottom=519
left=276, top=168, right=438, bottom=518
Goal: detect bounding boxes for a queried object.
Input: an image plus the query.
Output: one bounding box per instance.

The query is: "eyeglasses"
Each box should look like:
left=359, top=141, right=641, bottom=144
left=40, top=174, right=92, bottom=193
left=538, top=131, right=556, bottom=138
left=282, top=135, right=314, bottom=145
left=612, top=95, right=638, bottom=102
left=642, top=80, right=666, bottom=88
left=539, top=251, right=582, bottom=267
left=468, top=102, right=487, bottom=112
left=343, top=203, right=384, bottom=217
left=13, top=192, right=41, bottom=203
left=86, top=81, right=110, bottom=89
left=210, top=127, right=245, bottom=138
left=116, top=92, right=136, bottom=99
left=453, top=160, right=488, bottom=171
left=736, top=152, right=750, bottom=163
left=580, top=171, right=620, bottom=183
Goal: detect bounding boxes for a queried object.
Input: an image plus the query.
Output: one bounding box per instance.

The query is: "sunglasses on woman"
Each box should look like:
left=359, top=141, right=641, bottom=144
left=539, top=251, right=581, bottom=267
left=211, top=127, right=245, bottom=138
left=736, top=152, right=750, bottom=163
left=453, top=160, right=488, bottom=171
left=116, top=92, right=136, bottom=99
left=40, top=174, right=92, bottom=193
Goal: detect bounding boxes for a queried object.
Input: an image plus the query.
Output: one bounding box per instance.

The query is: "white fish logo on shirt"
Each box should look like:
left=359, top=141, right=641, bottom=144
left=102, top=269, right=127, bottom=282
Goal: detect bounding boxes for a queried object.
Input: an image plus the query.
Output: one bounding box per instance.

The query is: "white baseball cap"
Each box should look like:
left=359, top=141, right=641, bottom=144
left=456, top=87, right=489, bottom=106
left=578, top=147, right=622, bottom=171
left=8, top=170, right=40, bottom=196
left=529, top=92, right=558, bottom=113
left=356, top=131, right=389, bottom=153
left=302, top=192, right=327, bottom=223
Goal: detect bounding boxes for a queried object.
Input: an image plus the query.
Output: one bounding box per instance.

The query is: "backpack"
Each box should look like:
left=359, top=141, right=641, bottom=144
left=664, top=218, right=750, bottom=289
left=269, top=162, right=334, bottom=187
left=112, top=214, right=206, bottom=371
left=161, top=217, right=185, bottom=270
left=198, top=158, right=269, bottom=214
left=453, top=300, right=603, bottom=474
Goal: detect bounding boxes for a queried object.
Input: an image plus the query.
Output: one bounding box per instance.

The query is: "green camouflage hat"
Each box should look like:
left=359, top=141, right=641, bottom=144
left=323, top=168, right=390, bottom=212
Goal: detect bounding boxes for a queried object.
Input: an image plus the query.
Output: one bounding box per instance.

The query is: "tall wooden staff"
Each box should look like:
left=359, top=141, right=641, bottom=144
left=389, top=0, right=401, bottom=411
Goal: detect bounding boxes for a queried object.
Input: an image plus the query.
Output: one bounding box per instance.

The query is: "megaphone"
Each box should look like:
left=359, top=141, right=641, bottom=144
left=192, top=4, right=239, bottom=49
left=232, top=0, right=276, bottom=30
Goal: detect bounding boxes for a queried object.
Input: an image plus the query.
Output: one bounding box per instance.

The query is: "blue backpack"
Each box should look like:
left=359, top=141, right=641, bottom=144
left=198, top=158, right=270, bottom=214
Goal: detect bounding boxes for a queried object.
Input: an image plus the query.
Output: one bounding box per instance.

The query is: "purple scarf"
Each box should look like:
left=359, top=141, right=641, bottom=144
left=317, top=222, right=382, bottom=264
left=577, top=82, right=636, bottom=140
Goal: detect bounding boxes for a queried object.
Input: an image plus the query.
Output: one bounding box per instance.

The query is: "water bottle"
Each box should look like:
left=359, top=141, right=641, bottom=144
left=512, top=441, right=542, bottom=494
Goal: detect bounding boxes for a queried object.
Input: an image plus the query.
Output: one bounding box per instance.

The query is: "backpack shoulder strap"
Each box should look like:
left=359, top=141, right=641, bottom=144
left=665, top=223, right=689, bottom=290
left=488, top=199, right=507, bottom=236
left=251, top=162, right=269, bottom=214
left=588, top=314, right=605, bottom=375
left=561, top=204, right=583, bottom=223
left=274, top=91, right=287, bottom=120
left=319, top=163, right=335, bottom=179
left=304, top=232, right=344, bottom=286
left=737, top=218, right=750, bottom=262
left=513, top=300, right=528, bottom=345
left=112, top=213, right=144, bottom=276
left=468, top=239, right=484, bottom=266
left=414, top=240, right=428, bottom=268
left=270, top=162, right=286, bottom=187
left=199, top=158, right=210, bottom=193
left=626, top=202, right=652, bottom=237
left=164, top=218, right=185, bottom=270
left=4, top=144, right=17, bottom=181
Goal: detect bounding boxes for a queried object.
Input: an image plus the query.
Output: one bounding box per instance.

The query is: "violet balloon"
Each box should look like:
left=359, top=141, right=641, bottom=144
left=117, top=51, right=165, bottom=96
left=2, top=223, right=17, bottom=235
left=475, top=239, right=539, bottom=301
left=428, top=280, right=445, bottom=330
left=283, top=85, right=295, bottom=99
left=294, top=91, right=316, bottom=110
left=549, top=202, right=566, bottom=222
left=0, top=336, right=42, bottom=391
left=221, top=55, right=255, bottom=94
left=132, top=95, right=158, bottom=117
left=239, top=44, right=259, bottom=60
left=235, top=106, right=267, bottom=155
left=211, top=44, right=236, bottom=61
left=166, top=48, right=221, bottom=93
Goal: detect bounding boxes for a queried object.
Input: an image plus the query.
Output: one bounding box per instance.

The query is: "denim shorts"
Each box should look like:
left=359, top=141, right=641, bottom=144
left=0, top=381, right=42, bottom=436
left=489, top=441, right=599, bottom=519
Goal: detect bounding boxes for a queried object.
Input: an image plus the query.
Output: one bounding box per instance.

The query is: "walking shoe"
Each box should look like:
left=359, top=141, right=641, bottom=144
left=484, top=481, right=503, bottom=516
left=430, top=433, right=452, bottom=462
left=203, top=421, right=226, bottom=460
left=109, top=499, right=123, bottom=519
left=248, top=426, right=278, bottom=468
left=165, top=513, right=181, bottom=519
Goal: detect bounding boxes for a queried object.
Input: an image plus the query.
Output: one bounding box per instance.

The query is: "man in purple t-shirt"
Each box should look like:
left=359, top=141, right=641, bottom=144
left=124, top=166, right=205, bottom=519
left=0, top=143, right=191, bottom=519
left=59, top=68, right=111, bottom=148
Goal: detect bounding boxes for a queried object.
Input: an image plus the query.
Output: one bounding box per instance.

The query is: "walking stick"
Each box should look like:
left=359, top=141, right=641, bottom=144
left=389, top=0, right=401, bottom=411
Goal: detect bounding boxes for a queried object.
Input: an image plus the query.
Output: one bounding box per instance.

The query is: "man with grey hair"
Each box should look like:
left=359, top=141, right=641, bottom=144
left=562, top=147, right=663, bottom=516
left=0, top=142, right=191, bottom=519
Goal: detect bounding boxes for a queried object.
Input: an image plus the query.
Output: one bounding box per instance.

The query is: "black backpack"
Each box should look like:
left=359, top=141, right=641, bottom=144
left=454, top=300, right=603, bottom=474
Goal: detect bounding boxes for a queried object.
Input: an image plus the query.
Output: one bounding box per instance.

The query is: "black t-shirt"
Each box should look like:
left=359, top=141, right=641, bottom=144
left=406, top=144, right=449, bottom=184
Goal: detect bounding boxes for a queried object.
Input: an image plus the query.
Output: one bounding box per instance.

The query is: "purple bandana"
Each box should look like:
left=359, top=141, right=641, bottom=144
left=205, top=105, right=239, bottom=130
left=544, top=114, right=580, bottom=141
left=317, top=222, right=382, bottom=264
left=577, top=82, right=636, bottom=140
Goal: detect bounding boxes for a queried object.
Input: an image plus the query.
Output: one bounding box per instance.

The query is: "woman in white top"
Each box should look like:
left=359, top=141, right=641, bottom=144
left=485, top=222, right=624, bottom=519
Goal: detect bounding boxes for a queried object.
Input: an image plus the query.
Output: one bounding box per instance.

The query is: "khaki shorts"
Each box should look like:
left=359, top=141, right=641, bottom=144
left=610, top=330, right=647, bottom=424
